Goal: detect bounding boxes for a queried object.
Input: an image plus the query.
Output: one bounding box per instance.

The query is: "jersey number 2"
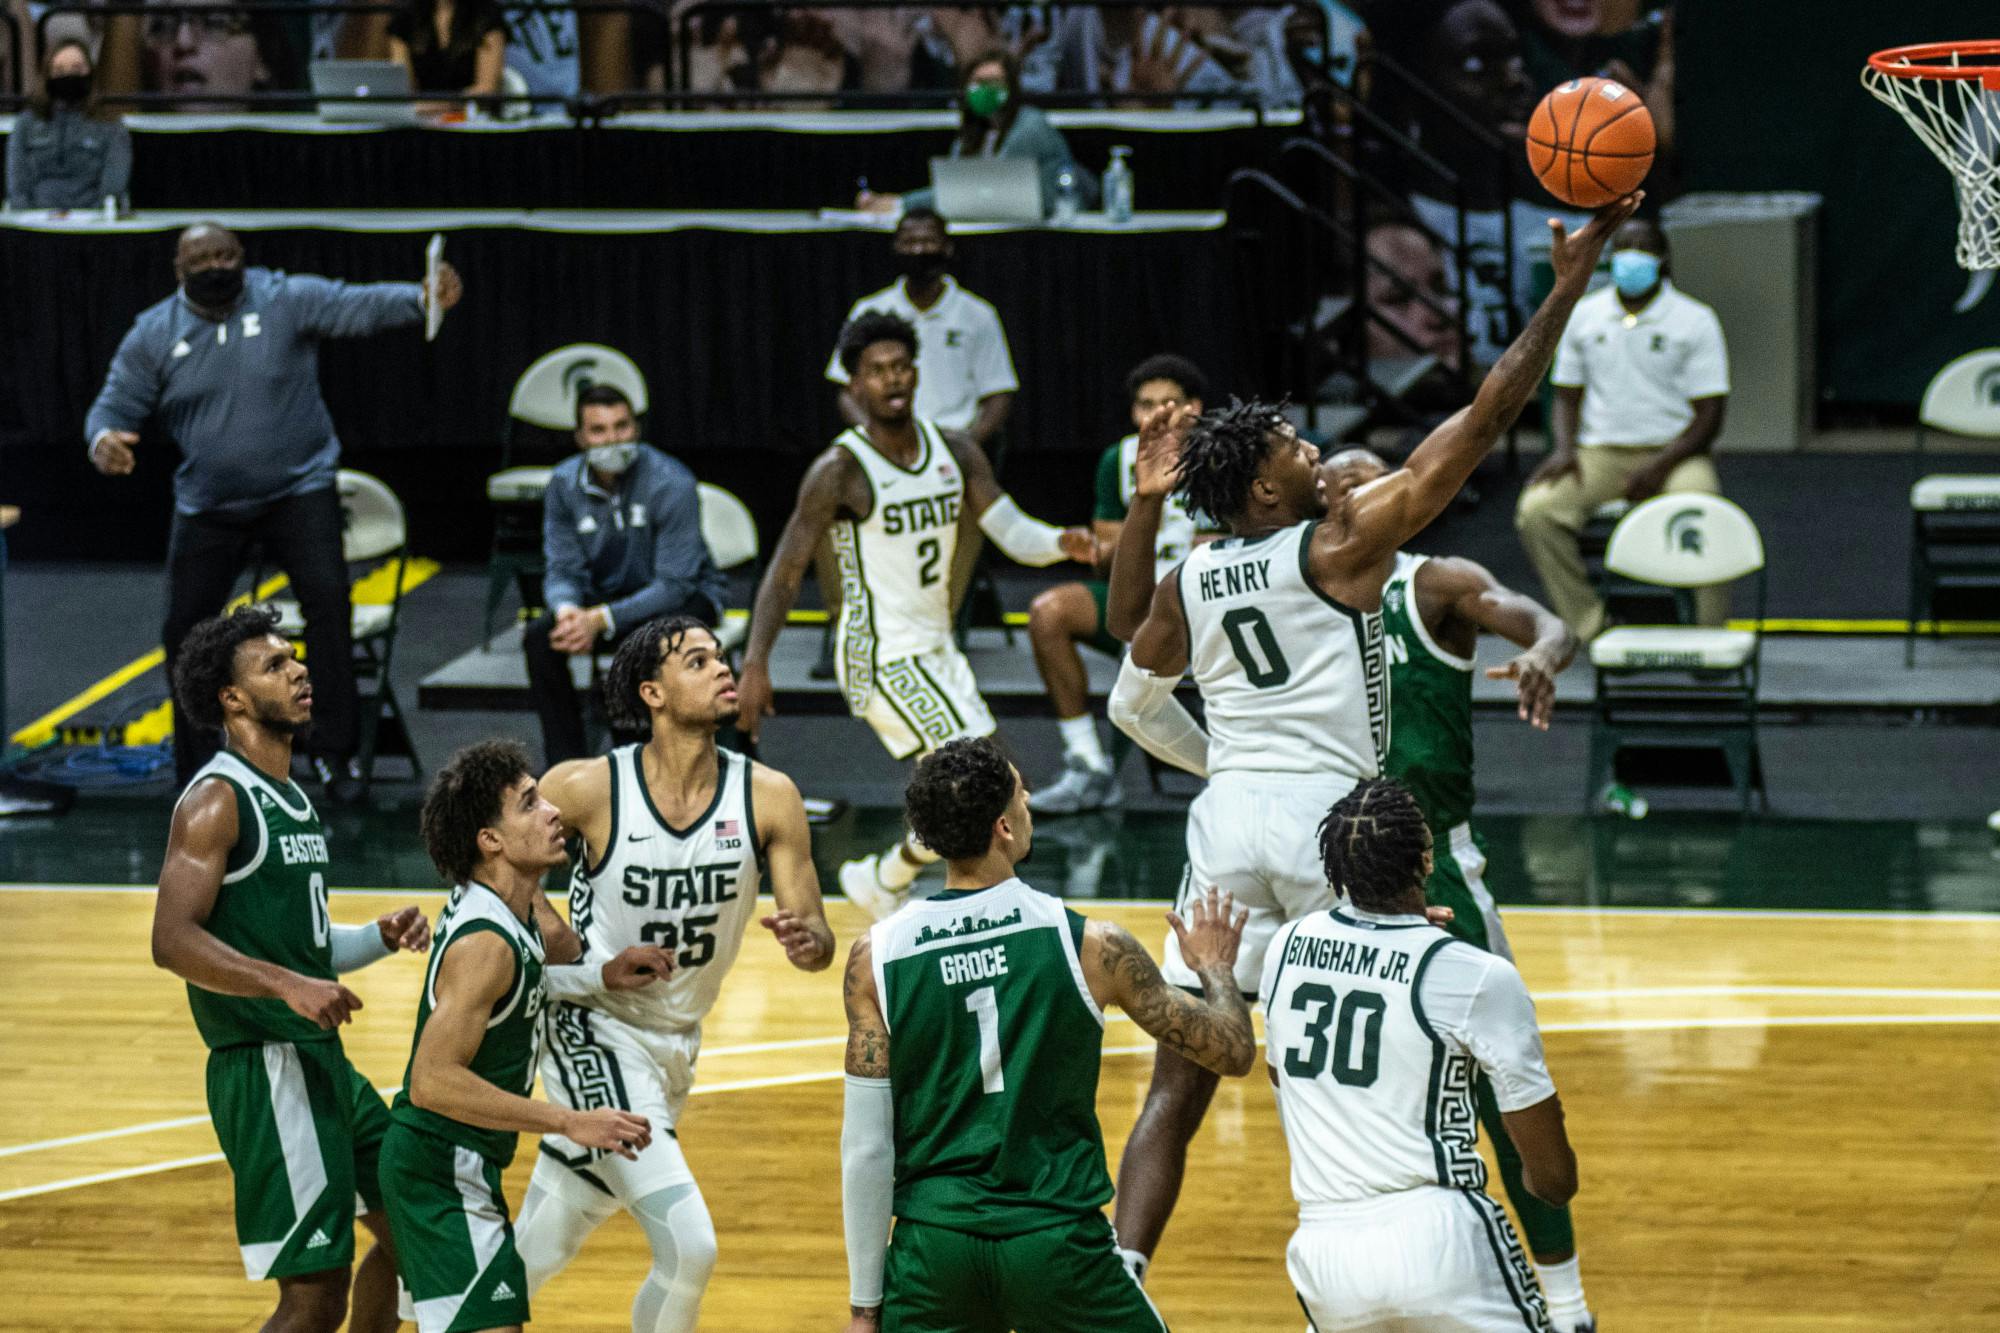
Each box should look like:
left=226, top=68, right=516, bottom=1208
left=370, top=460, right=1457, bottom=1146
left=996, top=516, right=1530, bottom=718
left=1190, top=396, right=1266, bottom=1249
left=1282, top=982, right=1384, bottom=1086
left=1221, top=606, right=1291, bottom=688
left=917, top=538, right=942, bottom=587
left=965, top=986, right=1005, bottom=1094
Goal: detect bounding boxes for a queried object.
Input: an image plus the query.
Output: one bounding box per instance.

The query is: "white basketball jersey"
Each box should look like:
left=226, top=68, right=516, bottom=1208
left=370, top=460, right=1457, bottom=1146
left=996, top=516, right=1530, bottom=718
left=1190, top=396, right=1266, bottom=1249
left=832, top=420, right=965, bottom=702
left=565, top=744, right=764, bottom=1032
left=1114, top=432, right=1199, bottom=580
left=1261, top=909, right=1485, bottom=1204
left=1180, top=521, right=1387, bottom=779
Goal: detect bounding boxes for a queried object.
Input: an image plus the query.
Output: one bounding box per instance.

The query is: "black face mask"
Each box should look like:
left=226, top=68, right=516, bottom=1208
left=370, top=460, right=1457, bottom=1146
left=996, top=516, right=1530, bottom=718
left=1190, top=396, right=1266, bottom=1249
left=896, top=252, right=947, bottom=285
left=46, top=74, right=91, bottom=104
left=184, top=264, right=246, bottom=309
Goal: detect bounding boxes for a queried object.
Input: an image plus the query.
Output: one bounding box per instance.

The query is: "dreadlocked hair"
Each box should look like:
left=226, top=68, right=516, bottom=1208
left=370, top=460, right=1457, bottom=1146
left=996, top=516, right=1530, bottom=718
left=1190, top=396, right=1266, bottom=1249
left=604, top=615, right=714, bottom=731
left=1317, top=778, right=1433, bottom=912
left=1173, top=397, right=1288, bottom=525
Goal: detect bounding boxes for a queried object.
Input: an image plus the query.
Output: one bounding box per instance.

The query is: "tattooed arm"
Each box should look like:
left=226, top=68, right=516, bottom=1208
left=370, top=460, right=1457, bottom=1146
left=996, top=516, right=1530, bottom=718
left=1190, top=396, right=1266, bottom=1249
left=1082, top=887, right=1256, bottom=1077
left=841, top=933, right=892, bottom=1328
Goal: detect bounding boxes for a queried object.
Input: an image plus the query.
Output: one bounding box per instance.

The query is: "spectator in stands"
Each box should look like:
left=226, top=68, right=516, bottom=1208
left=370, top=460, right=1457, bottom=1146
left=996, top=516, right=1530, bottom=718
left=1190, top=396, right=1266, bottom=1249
left=856, top=48, right=1091, bottom=218
left=525, top=384, right=727, bottom=766
left=1034, top=7, right=1241, bottom=104
left=84, top=223, right=461, bottom=797
left=5, top=39, right=131, bottom=212
left=139, top=0, right=303, bottom=110
left=1515, top=217, right=1730, bottom=639
left=1365, top=0, right=1586, bottom=365
left=1364, top=216, right=1463, bottom=374
left=1513, top=0, right=1675, bottom=154
left=1028, top=354, right=1210, bottom=815
left=387, top=0, right=507, bottom=110
left=826, top=207, right=1017, bottom=451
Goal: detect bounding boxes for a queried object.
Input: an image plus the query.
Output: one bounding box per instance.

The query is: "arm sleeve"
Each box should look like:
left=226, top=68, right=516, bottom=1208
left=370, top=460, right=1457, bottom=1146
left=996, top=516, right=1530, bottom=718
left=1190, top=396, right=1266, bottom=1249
left=543, top=952, right=608, bottom=1001
left=1107, top=653, right=1208, bottom=777
left=286, top=272, right=424, bottom=339
left=329, top=923, right=393, bottom=972
left=841, top=1074, right=895, bottom=1308
left=1093, top=445, right=1126, bottom=522
left=1431, top=950, right=1558, bottom=1113
left=606, top=465, right=713, bottom=628
left=98, top=122, right=133, bottom=206
left=967, top=301, right=1019, bottom=398
left=1549, top=310, right=1586, bottom=389
left=540, top=477, right=589, bottom=612
left=976, top=494, right=1067, bottom=567
left=1677, top=310, right=1731, bottom=399
left=84, top=320, right=161, bottom=449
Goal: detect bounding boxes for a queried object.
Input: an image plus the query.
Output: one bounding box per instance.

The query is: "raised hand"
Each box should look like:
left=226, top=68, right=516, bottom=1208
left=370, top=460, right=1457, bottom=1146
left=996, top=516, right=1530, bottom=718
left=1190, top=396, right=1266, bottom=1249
left=1549, top=191, right=1643, bottom=285
left=1486, top=649, right=1560, bottom=731
left=1166, top=886, right=1248, bottom=975
left=283, top=975, right=363, bottom=1029
left=563, top=1106, right=653, bottom=1160
left=602, top=944, right=677, bottom=990
left=376, top=905, right=432, bottom=953
left=1134, top=403, right=1198, bottom=499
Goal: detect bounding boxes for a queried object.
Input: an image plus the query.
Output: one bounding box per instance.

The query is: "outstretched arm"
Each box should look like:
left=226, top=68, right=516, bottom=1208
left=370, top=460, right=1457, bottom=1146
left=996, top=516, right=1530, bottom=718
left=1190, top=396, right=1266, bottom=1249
left=1317, top=194, right=1643, bottom=576
left=736, top=448, right=861, bottom=742
left=1105, top=402, right=1196, bottom=640
left=1423, top=556, right=1577, bottom=731
left=950, top=434, right=1096, bottom=568
left=841, top=935, right=893, bottom=1330
left=1083, top=888, right=1256, bottom=1077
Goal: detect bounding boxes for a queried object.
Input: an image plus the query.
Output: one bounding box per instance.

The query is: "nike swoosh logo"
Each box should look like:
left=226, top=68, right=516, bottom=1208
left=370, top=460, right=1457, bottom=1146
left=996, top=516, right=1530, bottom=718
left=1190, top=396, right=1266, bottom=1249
left=627, top=833, right=652, bottom=842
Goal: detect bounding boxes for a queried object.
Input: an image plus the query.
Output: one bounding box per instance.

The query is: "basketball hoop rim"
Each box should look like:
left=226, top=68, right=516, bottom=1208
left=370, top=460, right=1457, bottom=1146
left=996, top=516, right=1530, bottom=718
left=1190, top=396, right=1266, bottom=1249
left=1867, top=41, right=2000, bottom=90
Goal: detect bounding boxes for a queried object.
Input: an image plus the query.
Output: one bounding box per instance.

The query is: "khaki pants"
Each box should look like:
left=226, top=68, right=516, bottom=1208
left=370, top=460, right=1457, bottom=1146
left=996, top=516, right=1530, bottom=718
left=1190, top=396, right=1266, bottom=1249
left=1515, top=445, right=1729, bottom=640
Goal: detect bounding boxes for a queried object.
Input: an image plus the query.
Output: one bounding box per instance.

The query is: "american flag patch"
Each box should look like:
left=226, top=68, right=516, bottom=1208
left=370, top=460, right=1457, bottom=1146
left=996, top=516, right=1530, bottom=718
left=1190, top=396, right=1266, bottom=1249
left=714, top=819, right=740, bottom=839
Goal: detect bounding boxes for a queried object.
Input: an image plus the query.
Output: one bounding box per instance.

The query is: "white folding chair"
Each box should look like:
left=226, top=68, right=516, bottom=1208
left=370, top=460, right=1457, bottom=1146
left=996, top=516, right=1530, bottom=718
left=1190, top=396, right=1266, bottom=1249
left=1908, top=349, right=2000, bottom=665
left=697, top=481, right=759, bottom=656
left=1586, top=494, right=1767, bottom=813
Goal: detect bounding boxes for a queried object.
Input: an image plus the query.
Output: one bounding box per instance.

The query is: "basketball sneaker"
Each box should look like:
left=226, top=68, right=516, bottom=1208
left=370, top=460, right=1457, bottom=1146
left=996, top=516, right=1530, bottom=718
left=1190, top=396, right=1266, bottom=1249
left=840, top=853, right=909, bottom=921
left=1028, top=755, right=1122, bottom=815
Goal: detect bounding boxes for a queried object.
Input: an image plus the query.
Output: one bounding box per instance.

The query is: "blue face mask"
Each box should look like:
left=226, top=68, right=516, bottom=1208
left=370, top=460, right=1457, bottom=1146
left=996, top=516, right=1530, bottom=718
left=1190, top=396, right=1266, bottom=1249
left=1610, top=249, right=1662, bottom=298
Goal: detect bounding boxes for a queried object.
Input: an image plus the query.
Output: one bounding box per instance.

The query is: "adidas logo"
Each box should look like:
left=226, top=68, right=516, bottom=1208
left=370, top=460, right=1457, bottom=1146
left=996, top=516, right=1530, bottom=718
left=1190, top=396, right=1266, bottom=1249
left=306, top=1228, right=332, bottom=1248
left=491, top=1280, right=516, bottom=1300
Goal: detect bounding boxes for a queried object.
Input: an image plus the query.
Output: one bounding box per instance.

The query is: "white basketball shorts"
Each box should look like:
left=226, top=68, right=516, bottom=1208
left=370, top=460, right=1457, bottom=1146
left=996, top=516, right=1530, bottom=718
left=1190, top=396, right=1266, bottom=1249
left=844, top=644, right=997, bottom=761
left=537, top=1002, right=700, bottom=1201
left=1162, top=771, right=1360, bottom=994
left=1289, top=1187, right=1553, bottom=1331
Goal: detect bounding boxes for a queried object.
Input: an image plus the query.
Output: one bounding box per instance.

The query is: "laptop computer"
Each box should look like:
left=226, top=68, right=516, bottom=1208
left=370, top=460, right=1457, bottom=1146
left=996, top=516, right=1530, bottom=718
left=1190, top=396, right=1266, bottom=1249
left=929, top=157, right=1044, bottom=223
left=310, top=60, right=418, bottom=124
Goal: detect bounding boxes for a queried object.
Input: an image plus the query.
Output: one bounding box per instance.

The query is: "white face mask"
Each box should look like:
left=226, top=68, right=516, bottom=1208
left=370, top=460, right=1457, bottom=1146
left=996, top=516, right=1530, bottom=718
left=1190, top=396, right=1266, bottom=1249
left=584, top=442, right=640, bottom=475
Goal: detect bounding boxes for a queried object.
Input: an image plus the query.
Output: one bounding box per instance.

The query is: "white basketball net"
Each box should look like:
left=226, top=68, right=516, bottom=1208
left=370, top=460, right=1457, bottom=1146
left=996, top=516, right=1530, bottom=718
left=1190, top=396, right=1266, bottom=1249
left=1864, top=53, right=2000, bottom=270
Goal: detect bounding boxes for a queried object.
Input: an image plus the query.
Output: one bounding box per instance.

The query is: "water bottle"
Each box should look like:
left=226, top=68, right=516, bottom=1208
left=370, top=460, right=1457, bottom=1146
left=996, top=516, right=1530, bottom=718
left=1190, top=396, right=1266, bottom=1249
left=1104, top=146, right=1134, bottom=224
left=1052, top=167, right=1081, bottom=226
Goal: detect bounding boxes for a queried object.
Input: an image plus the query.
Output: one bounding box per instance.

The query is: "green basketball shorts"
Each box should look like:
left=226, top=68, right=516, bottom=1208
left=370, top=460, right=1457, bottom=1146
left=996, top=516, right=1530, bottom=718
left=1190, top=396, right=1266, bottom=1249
left=883, top=1212, right=1167, bottom=1333
left=1083, top=580, right=1125, bottom=660
left=379, top=1122, right=530, bottom=1333
left=205, top=1039, right=391, bottom=1281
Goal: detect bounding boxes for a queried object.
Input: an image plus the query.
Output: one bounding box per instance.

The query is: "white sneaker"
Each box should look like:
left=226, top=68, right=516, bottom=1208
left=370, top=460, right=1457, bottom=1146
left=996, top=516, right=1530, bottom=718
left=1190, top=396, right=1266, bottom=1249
left=840, top=853, right=910, bottom=921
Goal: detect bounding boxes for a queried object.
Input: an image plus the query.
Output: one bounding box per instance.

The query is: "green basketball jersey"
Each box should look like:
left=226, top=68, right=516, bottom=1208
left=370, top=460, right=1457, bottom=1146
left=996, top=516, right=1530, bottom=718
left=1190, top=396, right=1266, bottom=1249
left=176, top=751, right=337, bottom=1050
left=872, top=879, right=1110, bottom=1237
left=391, top=882, right=546, bottom=1166
left=1381, top=552, right=1478, bottom=833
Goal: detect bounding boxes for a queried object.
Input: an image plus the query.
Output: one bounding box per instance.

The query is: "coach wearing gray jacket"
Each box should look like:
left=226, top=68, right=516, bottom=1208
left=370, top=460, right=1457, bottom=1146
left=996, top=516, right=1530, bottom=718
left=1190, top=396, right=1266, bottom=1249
left=86, top=222, right=462, bottom=794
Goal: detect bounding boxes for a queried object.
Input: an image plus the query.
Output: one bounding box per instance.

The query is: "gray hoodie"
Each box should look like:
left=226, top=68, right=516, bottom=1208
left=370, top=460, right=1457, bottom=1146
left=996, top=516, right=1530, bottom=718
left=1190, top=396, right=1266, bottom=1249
left=86, top=266, right=421, bottom=515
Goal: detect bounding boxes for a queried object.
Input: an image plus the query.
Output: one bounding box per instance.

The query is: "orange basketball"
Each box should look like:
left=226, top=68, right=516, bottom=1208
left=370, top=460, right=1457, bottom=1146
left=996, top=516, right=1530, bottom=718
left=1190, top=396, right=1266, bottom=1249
left=1526, top=76, right=1655, bottom=208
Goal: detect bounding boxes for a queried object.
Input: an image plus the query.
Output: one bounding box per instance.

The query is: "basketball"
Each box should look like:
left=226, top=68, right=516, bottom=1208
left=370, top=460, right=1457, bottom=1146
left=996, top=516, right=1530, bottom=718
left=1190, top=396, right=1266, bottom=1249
left=1526, top=77, right=1656, bottom=208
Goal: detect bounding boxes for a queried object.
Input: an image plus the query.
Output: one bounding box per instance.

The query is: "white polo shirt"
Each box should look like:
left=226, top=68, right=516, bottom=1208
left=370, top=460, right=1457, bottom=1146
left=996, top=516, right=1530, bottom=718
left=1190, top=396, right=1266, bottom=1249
left=824, top=276, right=1018, bottom=431
left=1552, top=279, right=1730, bottom=448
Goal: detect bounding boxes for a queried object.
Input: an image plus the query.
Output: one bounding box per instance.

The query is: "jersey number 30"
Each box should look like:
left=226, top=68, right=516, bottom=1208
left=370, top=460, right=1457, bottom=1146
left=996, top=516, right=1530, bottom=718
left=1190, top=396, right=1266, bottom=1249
left=1283, top=982, right=1384, bottom=1086
left=1221, top=606, right=1291, bottom=688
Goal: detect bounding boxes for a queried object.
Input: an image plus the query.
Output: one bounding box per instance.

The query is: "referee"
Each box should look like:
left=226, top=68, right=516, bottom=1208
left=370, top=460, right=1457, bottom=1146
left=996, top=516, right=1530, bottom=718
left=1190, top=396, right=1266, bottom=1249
left=86, top=222, right=462, bottom=797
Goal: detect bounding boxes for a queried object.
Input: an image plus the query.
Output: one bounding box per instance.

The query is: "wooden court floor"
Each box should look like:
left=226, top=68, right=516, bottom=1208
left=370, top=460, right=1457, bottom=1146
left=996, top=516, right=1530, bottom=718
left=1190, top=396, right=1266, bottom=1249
left=2, top=887, right=1997, bottom=1331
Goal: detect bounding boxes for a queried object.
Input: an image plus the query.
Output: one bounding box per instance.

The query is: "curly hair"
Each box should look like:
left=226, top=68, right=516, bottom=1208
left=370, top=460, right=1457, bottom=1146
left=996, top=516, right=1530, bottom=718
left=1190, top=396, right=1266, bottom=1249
left=604, top=615, right=715, bottom=731
left=171, top=605, right=285, bottom=733
left=837, top=310, right=920, bottom=375
left=904, top=737, right=1017, bottom=861
left=1173, top=397, right=1288, bottom=525
left=1317, top=778, right=1433, bottom=912
left=420, top=740, right=533, bottom=886
left=1124, top=353, right=1208, bottom=406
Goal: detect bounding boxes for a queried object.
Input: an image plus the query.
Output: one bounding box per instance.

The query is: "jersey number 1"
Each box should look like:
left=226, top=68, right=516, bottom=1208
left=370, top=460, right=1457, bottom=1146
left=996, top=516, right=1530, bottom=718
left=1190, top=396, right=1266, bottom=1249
left=965, top=986, right=1005, bottom=1094
left=1282, top=982, right=1384, bottom=1086
left=1221, top=606, right=1291, bottom=688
